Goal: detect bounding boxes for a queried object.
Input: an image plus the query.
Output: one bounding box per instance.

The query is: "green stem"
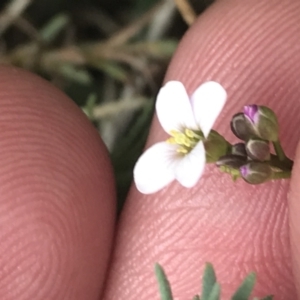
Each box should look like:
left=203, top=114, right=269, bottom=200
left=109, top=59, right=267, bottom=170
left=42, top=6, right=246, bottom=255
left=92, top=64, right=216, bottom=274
left=270, top=154, right=293, bottom=171
left=270, top=171, right=291, bottom=180
left=273, top=140, right=287, bottom=161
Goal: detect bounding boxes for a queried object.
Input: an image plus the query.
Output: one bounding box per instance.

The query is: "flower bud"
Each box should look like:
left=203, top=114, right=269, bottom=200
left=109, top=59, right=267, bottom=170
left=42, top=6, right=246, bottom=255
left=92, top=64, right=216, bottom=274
left=243, top=105, right=259, bottom=123
left=230, top=113, right=256, bottom=141
left=231, top=143, right=247, bottom=157
left=246, top=138, right=270, bottom=161
left=240, top=162, right=272, bottom=184
left=243, top=105, right=279, bottom=141
left=216, top=154, right=247, bottom=169
left=205, top=130, right=230, bottom=163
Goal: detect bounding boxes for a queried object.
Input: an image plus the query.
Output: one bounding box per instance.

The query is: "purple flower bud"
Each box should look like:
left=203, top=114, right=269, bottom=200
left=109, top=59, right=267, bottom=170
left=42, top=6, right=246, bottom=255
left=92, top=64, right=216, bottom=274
left=246, top=138, right=270, bottom=161
left=216, top=154, right=247, bottom=169
left=243, top=105, right=279, bottom=141
left=243, top=105, right=259, bottom=124
left=232, top=143, right=247, bottom=157
left=240, top=165, right=248, bottom=178
left=230, top=113, right=256, bottom=141
left=240, top=162, right=272, bottom=184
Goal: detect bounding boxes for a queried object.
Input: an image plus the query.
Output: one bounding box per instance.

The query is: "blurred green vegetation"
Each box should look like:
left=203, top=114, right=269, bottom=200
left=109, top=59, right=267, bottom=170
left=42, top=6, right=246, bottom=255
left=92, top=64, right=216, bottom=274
left=0, top=0, right=214, bottom=212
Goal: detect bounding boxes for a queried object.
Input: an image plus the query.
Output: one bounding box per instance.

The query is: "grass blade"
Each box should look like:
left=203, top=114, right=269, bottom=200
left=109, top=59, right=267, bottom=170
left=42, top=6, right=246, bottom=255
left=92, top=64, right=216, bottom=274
left=201, top=263, right=217, bottom=300
left=231, top=273, right=256, bottom=300
left=207, top=283, right=221, bottom=300
left=155, top=263, right=173, bottom=300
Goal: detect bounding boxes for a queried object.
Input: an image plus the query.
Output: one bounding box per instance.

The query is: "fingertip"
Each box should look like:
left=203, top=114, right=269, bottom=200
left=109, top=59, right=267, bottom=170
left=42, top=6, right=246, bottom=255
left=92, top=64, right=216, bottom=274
left=289, top=141, right=300, bottom=298
left=0, top=66, right=116, bottom=299
left=104, top=0, right=300, bottom=299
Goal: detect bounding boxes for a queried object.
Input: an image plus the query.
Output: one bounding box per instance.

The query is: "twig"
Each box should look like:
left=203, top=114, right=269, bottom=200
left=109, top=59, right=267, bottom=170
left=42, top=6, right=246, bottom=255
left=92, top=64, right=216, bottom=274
left=14, top=16, right=40, bottom=40
left=0, top=0, right=33, bottom=36
left=80, top=7, right=120, bottom=36
left=174, top=0, right=197, bottom=26
left=0, top=1, right=169, bottom=69
left=93, top=97, right=148, bottom=119
left=106, top=1, right=166, bottom=46
left=4, top=39, right=173, bottom=75
left=147, top=0, right=176, bottom=40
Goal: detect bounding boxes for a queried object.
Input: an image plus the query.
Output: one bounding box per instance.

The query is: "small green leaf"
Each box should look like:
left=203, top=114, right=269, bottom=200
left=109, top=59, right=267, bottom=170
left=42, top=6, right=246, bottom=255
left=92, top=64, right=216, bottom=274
left=201, top=263, right=217, bottom=300
left=57, top=64, right=92, bottom=85
left=123, top=40, right=178, bottom=59
left=192, top=295, right=200, bottom=300
left=40, top=13, right=70, bottom=44
left=207, top=283, right=221, bottom=300
left=82, top=93, right=97, bottom=119
left=258, top=296, right=273, bottom=300
left=231, top=272, right=256, bottom=300
left=155, top=263, right=173, bottom=300
left=92, top=61, right=128, bottom=82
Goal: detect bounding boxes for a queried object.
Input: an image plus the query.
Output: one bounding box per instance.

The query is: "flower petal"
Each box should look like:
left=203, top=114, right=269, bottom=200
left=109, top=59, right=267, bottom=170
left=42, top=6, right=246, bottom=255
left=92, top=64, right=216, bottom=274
left=133, top=142, right=179, bottom=194
left=175, top=141, right=206, bottom=188
left=156, top=81, right=198, bottom=134
left=191, top=81, right=227, bottom=137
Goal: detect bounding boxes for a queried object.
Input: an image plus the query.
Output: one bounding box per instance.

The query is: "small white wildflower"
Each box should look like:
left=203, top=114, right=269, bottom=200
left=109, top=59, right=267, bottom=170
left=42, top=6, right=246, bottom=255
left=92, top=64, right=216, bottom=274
left=134, top=81, right=227, bottom=194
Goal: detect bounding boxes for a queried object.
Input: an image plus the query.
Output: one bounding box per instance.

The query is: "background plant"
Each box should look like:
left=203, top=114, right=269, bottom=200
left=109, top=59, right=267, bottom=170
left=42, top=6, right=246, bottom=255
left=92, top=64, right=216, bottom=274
left=0, top=0, right=214, bottom=211
left=155, top=263, right=273, bottom=300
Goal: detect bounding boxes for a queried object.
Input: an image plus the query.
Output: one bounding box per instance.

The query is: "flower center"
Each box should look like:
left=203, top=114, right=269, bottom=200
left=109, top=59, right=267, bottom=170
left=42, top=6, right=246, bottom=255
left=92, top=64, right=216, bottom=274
left=166, top=129, right=203, bottom=155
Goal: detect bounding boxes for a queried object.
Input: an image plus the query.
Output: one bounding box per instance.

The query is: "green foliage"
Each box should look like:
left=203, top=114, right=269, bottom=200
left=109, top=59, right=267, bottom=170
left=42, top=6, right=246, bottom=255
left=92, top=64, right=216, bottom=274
left=2, top=0, right=216, bottom=210
left=255, top=297, right=273, bottom=300
left=155, top=264, right=174, bottom=300
left=155, top=263, right=273, bottom=300
left=40, top=13, right=70, bottom=44
left=231, top=273, right=256, bottom=300
left=111, top=101, right=154, bottom=212
left=198, top=263, right=221, bottom=300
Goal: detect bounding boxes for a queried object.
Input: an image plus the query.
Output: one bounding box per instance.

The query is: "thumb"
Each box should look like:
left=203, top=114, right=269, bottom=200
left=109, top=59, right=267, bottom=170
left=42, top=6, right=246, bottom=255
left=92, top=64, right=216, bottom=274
left=289, top=143, right=300, bottom=295
left=103, top=0, right=300, bottom=299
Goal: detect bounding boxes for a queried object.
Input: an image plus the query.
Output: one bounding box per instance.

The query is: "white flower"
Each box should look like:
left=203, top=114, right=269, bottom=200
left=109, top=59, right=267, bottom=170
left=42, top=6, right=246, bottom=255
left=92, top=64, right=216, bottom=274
left=133, top=81, right=227, bottom=194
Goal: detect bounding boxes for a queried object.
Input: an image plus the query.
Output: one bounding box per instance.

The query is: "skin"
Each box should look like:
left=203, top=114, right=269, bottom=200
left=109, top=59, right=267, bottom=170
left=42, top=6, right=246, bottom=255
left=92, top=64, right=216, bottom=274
left=1, top=0, right=300, bottom=299
left=0, top=67, right=115, bottom=299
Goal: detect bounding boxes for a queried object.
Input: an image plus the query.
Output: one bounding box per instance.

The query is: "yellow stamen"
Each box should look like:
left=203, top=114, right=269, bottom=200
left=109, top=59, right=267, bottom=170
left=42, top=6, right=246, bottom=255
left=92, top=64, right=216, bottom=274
left=169, top=129, right=178, bottom=137
left=185, top=128, right=202, bottom=139
left=166, top=128, right=202, bottom=155
left=166, top=137, right=176, bottom=144
left=177, top=147, right=188, bottom=154
left=183, top=139, right=191, bottom=147
left=185, top=128, right=195, bottom=138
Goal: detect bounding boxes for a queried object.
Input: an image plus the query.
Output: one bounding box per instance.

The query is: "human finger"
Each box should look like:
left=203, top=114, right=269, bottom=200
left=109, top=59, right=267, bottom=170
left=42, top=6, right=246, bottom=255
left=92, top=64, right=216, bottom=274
left=0, top=67, right=115, bottom=300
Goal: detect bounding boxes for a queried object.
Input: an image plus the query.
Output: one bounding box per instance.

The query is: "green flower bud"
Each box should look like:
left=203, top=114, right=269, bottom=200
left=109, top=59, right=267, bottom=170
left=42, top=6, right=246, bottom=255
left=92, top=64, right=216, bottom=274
left=232, top=143, right=247, bottom=157
left=246, top=138, right=270, bottom=161
left=244, top=105, right=279, bottom=141
left=240, top=162, right=272, bottom=184
left=205, top=130, right=230, bottom=163
left=216, top=154, right=247, bottom=169
left=230, top=113, right=257, bottom=141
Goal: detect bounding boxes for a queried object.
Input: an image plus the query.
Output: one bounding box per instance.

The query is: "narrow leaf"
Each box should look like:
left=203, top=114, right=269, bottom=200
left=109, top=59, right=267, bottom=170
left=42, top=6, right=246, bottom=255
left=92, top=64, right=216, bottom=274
left=82, top=93, right=97, bottom=119
left=192, top=295, right=200, bottom=300
left=93, top=61, right=128, bottom=82
left=207, top=283, right=221, bottom=300
left=155, top=263, right=173, bottom=300
left=57, top=64, right=92, bottom=85
left=231, top=273, right=256, bottom=300
left=258, top=296, right=273, bottom=300
left=201, top=263, right=217, bottom=300
left=123, top=40, right=178, bottom=59
left=40, top=14, right=70, bottom=44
